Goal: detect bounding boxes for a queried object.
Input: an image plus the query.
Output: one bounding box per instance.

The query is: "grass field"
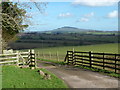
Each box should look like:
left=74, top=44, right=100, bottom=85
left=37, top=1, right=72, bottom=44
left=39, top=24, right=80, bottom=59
left=34, top=43, right=119, bottom=61
left=2, top=65, right=68, bottom=88
left=35, top=43, right=119, bottom=54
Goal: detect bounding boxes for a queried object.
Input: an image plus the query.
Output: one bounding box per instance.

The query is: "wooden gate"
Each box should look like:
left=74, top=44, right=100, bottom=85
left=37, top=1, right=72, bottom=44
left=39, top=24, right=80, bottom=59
left=65, top=51, right=120, bottom=74
left=0, top=49, right=36, bottom=69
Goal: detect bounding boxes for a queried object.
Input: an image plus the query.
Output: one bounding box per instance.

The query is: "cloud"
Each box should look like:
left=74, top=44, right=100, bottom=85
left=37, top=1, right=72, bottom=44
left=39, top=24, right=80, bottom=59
left=59, top=12, right=73, bottom=18
left=85, top=12, right=94, bottom=17
left=43, top=12, right=49, bottom=16
left=80, top=17, right=89, bottom=22
left=77, top=12, right=94, bottom=22
left=72, top=0, right=119, bottom=7
left=107, top=10, right=118, bottom=18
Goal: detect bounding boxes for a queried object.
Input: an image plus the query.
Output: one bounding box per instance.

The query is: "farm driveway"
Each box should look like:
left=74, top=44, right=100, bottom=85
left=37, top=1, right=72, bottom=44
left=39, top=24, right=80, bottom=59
left=37, top=60, right=119, bottom=88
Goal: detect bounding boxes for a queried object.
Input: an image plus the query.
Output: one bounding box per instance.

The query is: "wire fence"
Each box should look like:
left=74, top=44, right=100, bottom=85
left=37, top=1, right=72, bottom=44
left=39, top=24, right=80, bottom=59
left=36, top=51, right=66, bottom=62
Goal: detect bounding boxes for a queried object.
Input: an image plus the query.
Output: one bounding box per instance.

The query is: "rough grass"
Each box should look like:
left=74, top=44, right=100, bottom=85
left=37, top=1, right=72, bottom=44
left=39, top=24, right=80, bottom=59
left=75, top=65, right=120, bottom=78
left=2, top=65, right=68, bottom=88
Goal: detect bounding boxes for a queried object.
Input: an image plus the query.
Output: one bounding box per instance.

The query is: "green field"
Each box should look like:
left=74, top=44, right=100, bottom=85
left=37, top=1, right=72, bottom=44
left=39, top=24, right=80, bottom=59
left=2, top=65, right=68, bottom=88
left=35, top=43, right=119, bottom=54
left=34, top=43, right=119, bottom=61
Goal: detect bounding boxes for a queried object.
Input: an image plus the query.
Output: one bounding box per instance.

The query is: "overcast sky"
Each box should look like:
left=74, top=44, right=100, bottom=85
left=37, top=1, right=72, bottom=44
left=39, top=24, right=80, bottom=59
left=22, top=0, right=119, bottom=32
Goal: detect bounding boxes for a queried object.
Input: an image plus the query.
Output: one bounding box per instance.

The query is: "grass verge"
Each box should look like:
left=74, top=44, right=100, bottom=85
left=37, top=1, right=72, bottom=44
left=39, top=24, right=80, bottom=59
left=2, top=65, right=68, bottom=88
left=75, top=65, right=120, bottom=78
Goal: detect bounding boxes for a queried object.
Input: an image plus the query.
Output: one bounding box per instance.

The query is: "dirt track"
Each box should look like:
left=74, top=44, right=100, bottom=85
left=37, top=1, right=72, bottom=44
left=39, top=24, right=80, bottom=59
left=37, top=60, right=119, bottom=88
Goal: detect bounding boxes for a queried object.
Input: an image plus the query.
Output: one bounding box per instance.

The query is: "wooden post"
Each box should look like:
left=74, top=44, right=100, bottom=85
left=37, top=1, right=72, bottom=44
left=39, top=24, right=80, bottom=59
left=38, top=52, right=40, bottom=58
left=115, top=54, right=117, bottom=73
left=103, top=53, right=105, bottom=69
left=72, top=51, right=74, bottom=65
left=42, top=52, right=43, bottom=59
left=16, top=51, right=19, bottom=66
left=91, top=51, right=93, bottom=68
left=31, top=49, right=35, bottom=69
left=28, top=49, right=31, bottom=55
left=36, top=52, right=38, bottom=58
left=28, top=49, right=31, bottom=64
left=57, top=51, right=59, bottom=62
left=49, top=51, right=51, bottom=60
left=72, top=48, right=75, bottom=65
left=67, top=51, right=69, bottom=64
left=74, top=51, right=76, bottom=65
left=21, top=52, right=24, bottom=65
left=22, top=53, right=25, bottom=65
left=89, top=51, right=92, bottom=67
left=42, top=52, right=45, bottom=59
left=44, top=53, right=45, bottom=59
left=80, top=52, right=83, bottom=65
left=64, top=51, right=68, bottom=62
left=73, top=48, right=74, bottom=52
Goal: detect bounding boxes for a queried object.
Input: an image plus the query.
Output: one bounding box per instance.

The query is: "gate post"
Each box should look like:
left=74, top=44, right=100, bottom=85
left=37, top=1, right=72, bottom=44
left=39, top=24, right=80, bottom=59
left=30, top=49, right=36, bottom=69
left=72, top=50, right=75, bottom=65
left=64, top=51, right=68, bottom=64
left=115, top=54, right=117, bottom=73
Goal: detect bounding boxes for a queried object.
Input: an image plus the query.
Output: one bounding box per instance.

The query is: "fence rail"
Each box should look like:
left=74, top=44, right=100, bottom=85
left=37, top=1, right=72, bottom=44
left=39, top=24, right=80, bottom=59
left=64, top=51, right=120, bottom=74
left=0, top=51, right=29, bottom=65
left=0, top=50, right=36, bottom=69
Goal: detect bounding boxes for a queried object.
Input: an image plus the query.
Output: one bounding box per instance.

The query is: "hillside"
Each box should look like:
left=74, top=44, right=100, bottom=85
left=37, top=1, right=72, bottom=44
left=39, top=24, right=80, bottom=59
left=43, top=26, right=117, bottom=34
left=49, top=26, right=89, bottom=33
left=9, top=32, right=118, bottom=49
left=8, top=26, right=118, bottom=50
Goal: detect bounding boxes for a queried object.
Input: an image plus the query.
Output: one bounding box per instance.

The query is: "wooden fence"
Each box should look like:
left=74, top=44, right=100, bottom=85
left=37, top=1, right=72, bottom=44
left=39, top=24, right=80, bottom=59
left=64, top=51, right=120, bottom=74
left=26, top=50, right=36, bottom=69
left=0, top=49, right=36, bottom=69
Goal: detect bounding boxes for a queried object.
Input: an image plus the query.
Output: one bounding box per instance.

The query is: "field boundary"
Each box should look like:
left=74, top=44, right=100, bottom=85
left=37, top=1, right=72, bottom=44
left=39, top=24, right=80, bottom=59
left=64, top=51, right=120, bottom=74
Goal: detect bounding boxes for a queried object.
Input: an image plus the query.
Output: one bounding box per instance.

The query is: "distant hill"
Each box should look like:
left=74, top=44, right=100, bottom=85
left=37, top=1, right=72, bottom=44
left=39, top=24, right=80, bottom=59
left=44, top=26, right=90, bottom=34
left=43, top=26, right=117, bottom=34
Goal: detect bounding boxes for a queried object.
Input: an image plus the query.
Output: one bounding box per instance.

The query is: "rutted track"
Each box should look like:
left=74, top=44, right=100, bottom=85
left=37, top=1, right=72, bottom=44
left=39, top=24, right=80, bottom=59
left=37, top=60, right=119, bottom=88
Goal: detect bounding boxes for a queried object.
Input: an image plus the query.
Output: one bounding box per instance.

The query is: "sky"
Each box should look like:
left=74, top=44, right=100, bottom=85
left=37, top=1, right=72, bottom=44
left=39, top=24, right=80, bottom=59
left=21, top=0, right=119, bottom=32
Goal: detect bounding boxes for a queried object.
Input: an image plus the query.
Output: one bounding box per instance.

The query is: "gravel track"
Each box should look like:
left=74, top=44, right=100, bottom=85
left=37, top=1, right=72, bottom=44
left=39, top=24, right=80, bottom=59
left=37, top=60, right=119, bottom=88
